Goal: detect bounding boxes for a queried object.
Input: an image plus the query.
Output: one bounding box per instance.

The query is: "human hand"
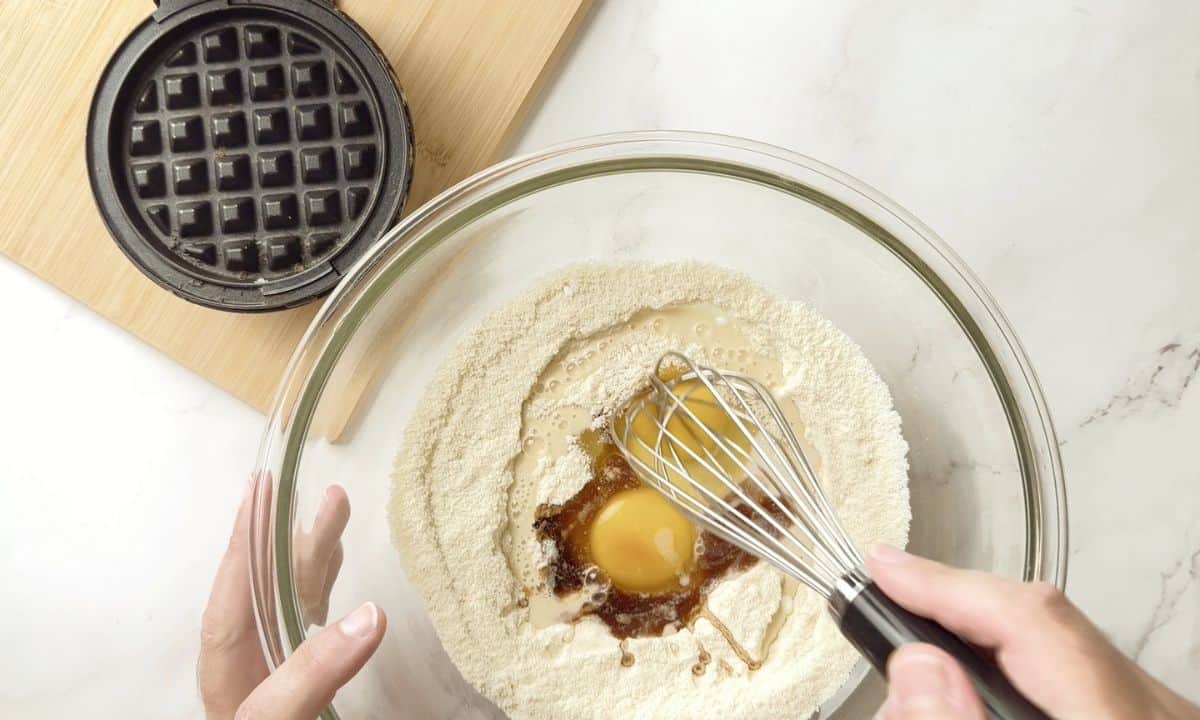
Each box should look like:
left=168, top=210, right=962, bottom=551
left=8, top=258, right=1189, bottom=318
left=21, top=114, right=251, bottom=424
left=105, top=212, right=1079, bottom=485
left=197, top=475, right=386, bottom=719
left=867, top=544, right=1200, bottom=720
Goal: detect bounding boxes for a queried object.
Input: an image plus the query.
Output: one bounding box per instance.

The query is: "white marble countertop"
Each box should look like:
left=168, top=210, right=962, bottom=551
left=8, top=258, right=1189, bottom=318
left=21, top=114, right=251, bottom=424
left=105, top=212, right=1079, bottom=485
left=1, top=1, right=1197, bottom=716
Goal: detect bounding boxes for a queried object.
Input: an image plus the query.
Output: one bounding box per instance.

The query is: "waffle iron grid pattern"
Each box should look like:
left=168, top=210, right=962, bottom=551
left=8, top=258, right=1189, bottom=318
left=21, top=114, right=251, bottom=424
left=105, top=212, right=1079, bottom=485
left=122, top=19, right=384, bottom=282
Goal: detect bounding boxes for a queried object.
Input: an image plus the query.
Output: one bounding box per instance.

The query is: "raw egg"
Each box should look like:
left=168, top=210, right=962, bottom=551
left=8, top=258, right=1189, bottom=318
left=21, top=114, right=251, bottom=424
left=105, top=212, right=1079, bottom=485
left=588, top=486, right=695, bottom=593
left=616, top=378, right=749, bottom=499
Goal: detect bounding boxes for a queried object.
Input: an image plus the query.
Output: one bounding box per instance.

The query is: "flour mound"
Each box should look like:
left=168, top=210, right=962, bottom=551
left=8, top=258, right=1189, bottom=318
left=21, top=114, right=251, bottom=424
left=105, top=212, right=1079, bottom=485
left=390, top=261, right=909, bottom=720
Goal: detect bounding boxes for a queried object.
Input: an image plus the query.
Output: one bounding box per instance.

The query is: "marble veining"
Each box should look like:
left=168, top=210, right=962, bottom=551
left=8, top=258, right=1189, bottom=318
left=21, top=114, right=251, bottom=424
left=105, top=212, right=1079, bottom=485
left=1079, top=338, right=1200, bottom=429
left=1132, top=541, right=1200, bottom=663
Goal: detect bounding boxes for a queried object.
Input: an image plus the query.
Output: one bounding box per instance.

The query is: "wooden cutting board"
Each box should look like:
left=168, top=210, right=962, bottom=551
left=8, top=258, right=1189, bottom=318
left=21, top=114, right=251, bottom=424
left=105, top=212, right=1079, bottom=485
left=0, top=0, right=589, bottom=413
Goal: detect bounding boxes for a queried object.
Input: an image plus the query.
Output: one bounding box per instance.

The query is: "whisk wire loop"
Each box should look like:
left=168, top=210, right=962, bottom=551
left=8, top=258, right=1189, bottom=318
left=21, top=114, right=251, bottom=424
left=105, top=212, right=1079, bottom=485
left=613, top=352, right=879, bottom=596
left=611, top=351, right=1051, bottom=720
left=651, top=398, right=838, bottom=592
left=616, top=388, right=830, bottom=592
left=746, top=375, right=864, bottom=569
left=663, top=353, right=860, bottom=570
left=644, top=371, right=847, bottom=585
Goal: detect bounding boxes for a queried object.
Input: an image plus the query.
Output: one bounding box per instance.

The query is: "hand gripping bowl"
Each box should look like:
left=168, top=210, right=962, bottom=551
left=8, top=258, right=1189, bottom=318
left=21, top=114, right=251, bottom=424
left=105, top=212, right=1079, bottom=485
left=250, top=132, right=1067, bottom=719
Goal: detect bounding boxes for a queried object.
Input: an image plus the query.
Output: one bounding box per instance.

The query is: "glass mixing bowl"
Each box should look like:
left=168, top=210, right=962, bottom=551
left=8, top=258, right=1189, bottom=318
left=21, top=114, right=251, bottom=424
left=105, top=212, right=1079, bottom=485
left=251, top=132, right=1067, bottom=719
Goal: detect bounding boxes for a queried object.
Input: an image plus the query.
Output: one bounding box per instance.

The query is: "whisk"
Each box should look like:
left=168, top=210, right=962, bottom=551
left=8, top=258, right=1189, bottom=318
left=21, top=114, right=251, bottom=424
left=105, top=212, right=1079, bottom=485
left=612, top=351, right=1047, bottom=720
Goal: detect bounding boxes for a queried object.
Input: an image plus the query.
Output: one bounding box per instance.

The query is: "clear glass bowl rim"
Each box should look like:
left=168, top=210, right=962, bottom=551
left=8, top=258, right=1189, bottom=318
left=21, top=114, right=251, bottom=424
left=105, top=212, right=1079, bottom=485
left=250, top=130, right=1068, bottom=708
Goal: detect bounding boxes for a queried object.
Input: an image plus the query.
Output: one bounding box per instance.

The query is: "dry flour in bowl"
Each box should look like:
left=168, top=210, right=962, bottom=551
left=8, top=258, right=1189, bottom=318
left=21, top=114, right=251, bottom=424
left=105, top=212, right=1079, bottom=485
left=390, top=260, right=909, bottom=719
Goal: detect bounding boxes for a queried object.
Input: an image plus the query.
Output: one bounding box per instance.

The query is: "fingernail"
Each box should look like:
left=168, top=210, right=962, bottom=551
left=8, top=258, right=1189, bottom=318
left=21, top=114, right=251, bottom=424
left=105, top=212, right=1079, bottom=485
left=338, top=602, right=379, bottom=639
left=891, top=651, right=951, bottom=710
left=867, top=543, right=910, bottom=565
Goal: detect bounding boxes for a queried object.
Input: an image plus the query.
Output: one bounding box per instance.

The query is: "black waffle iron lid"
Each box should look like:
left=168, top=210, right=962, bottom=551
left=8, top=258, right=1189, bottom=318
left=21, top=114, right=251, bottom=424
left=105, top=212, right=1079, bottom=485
left=87, top=0, right=413, bottom=312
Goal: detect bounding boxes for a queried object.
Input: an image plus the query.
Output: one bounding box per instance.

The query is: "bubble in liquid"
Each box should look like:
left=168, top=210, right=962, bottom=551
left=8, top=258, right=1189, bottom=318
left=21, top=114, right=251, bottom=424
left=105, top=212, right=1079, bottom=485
left=712, top=347, right=725, bottom=360
left=522, top=437, right=536, bottom=450
left=547, top=379, right=559, bottom=391
left=694, top=322, right=711, bottom=338
left=650, top=318, right=665, bottom=332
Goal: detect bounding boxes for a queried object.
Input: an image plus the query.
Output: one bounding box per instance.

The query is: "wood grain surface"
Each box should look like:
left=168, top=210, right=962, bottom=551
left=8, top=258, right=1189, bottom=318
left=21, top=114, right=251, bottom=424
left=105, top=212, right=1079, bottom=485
left=0, top=0, right=589, bottom=412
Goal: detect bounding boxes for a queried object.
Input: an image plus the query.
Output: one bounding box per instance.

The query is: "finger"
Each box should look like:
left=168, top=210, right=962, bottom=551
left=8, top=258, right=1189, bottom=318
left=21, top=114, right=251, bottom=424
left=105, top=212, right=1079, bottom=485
left=867, top=544, right=1104, bottom=717
left=866, top=544, right=1081, bottom=649
left=885, top=644, right=986, bottom=720
left=306, top=543, right=344, bottom=626
left=236, top=602, right=386, bottom=719
left=297, top=486, right=350, bottom=624
left=312, top=543, right=345, bottom=625
left=248, top=470, right=277, bottom=644
left=309, top=485, right=351, bottom=561
left=326, top=542, right=345, bottom=594
left=197, top=474, right=268, bottom=717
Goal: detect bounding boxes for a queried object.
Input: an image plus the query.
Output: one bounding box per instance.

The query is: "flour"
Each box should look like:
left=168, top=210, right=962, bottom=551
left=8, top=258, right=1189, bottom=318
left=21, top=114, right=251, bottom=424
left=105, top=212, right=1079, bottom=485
left=390, top=261, right=910, bottom=719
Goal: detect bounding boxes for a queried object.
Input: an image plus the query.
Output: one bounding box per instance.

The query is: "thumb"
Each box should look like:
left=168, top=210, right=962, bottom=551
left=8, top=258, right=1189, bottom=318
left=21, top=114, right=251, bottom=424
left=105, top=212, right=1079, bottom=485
left=882, top=644, right=986, bottom=720
left=236, top=601, right=386, bottom=719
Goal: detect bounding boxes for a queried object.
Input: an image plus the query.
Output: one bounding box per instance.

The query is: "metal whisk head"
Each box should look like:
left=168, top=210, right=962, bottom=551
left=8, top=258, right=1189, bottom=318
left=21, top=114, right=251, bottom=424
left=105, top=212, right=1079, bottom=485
left=612, top=351, right=1050, bottom=720
left=611, top=351, right=864, bottom=600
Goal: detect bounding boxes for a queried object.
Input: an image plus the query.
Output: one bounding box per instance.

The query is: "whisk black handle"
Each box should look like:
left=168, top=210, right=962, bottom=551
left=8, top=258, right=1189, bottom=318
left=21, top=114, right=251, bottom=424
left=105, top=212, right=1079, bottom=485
left=835, top=578, right=1050, bottom=720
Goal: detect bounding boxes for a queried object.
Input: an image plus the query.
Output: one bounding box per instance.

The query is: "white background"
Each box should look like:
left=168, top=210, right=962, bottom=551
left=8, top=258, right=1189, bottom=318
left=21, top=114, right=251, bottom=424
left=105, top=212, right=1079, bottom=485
left=1, top=1, right=1197, bottom=716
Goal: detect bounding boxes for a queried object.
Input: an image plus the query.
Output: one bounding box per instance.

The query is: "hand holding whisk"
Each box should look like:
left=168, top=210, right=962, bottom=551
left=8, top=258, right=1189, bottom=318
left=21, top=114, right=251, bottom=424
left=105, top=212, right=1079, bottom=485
left=611, top=351, right=1049, bottom=720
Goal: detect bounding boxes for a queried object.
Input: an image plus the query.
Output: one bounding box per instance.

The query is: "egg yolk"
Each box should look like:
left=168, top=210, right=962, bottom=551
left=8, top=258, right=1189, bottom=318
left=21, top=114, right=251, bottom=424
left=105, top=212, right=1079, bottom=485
left=591, top=376, right=753, bottom=594
left=588, top=487, right=695, bottom=593
left=617, top=378, right=748, bottom=499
